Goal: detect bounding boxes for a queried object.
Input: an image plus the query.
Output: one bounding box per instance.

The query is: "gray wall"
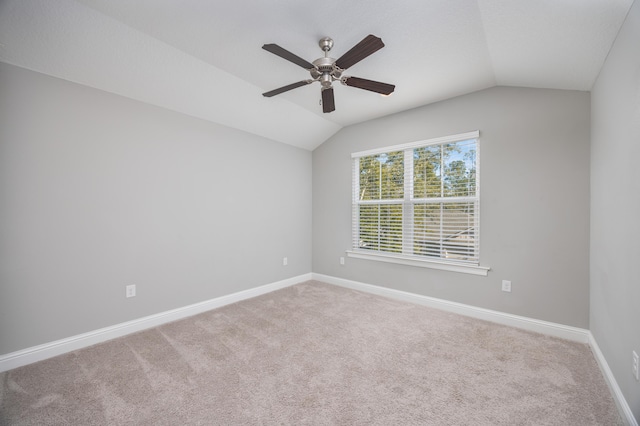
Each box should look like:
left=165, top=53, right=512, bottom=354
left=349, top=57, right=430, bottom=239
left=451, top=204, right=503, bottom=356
left=313, top=86, right=591, bottom=328
left=591, top=0, right=640, bottom=420
left=0, top=62, right=312, bottom=355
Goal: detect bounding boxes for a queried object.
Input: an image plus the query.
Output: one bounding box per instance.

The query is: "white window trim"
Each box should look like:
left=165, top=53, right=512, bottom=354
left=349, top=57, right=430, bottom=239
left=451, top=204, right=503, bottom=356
left=351, top=131, right=490, bottom=276
left=351, top=131, right=480, bottom=159
left=346, top=250, right=490, bottom=276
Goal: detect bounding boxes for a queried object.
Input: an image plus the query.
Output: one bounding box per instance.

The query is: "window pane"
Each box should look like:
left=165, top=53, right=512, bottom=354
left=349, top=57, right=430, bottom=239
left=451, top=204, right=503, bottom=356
left=413, top=145, right=441, bottom=198
left=359, top=151, right=403, bottom=200
left=413, top=202, right=476, bottom=261
left=414, top=140, right=477, bottom=198
left=443, top=140, right=476, bottom=197
left=358, top=204, right=403, bottom=253
left=413, top=203, right=441, bottom=257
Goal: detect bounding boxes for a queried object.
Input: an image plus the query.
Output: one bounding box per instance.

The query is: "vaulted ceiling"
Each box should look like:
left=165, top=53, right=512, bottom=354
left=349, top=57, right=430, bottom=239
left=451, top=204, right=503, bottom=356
left=0, top=0, right=634, bottom=150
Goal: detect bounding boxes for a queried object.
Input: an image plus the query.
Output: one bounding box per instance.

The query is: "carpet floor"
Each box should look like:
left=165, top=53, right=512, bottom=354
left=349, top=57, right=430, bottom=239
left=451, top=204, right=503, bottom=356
left=0, top=281, right=623, bottom=425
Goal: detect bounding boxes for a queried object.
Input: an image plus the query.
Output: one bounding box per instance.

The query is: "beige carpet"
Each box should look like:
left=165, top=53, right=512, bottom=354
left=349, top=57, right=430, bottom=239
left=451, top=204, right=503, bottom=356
left=0, top=281, right=622, bottom=425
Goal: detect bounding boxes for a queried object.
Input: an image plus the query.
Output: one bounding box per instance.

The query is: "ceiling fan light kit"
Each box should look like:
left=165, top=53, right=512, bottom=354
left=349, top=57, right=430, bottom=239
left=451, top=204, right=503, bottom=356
left=262, top=35, right=395, bottom=113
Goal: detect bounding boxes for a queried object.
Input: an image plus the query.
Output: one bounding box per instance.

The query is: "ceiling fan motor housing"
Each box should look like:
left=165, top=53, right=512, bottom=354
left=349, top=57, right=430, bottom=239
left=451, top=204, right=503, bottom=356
left=312, top=56, right=342, bottom=89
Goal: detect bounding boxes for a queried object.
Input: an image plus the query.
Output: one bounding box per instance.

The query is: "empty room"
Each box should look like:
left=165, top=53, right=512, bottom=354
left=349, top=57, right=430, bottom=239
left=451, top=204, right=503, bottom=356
left=1, top=0, right=639, bottom=424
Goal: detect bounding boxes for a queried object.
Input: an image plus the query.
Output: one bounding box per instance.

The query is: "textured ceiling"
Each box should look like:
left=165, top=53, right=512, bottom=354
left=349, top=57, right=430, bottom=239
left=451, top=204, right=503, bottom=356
left=0, top=0, right=634, bottom=150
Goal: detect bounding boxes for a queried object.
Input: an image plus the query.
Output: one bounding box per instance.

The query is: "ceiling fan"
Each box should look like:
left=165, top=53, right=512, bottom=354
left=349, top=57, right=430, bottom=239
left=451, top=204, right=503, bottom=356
left=262, top=35, right=395, bottom=113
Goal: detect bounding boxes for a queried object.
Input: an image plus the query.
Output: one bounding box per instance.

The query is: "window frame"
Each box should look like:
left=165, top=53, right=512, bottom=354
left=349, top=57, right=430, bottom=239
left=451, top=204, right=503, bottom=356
left=347, top=131, right=489, bottom=276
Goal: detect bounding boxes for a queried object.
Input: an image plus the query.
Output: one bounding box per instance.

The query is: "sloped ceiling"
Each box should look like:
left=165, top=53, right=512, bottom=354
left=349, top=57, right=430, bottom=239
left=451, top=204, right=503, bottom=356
left=0, top=0, right=634, bottom=150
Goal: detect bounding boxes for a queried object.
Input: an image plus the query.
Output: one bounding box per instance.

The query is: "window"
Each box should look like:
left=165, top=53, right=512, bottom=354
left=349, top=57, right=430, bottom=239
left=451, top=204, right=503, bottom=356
left=349, top=131, right=488, bottom=275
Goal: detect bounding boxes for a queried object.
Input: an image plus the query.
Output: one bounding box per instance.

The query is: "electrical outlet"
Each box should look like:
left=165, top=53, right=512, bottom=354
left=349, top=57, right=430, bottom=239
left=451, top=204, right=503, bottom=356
left=283, top=257, right=288, bottom=266
left=633, top=351, right=639, bottom=381
left=340, top=257, right=345, bottom=265
left=501, top=280, right=512, bottom=292
left=126, top=284, right=136, bottom=298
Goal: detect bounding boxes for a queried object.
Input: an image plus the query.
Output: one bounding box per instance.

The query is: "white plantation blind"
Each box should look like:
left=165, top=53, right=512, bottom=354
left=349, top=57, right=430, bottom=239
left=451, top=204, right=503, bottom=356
left=352, top=131, right=480, bottom=265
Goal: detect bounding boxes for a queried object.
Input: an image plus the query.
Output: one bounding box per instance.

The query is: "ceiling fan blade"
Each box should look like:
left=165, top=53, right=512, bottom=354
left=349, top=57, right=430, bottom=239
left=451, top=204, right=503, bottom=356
left=262, top=80, right=312, bottom=97
left=262, top=43, right=315, bottom=70
left=343, top=76, right=395, bottom=95
left=321, top=87, right=335, bottom=113
left=335, top=35, right=385, bottom=70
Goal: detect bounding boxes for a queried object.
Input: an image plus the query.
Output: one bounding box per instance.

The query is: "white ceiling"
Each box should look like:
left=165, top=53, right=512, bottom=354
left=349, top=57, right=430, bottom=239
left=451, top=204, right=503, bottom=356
left=0, top=0, right=634, bottom=150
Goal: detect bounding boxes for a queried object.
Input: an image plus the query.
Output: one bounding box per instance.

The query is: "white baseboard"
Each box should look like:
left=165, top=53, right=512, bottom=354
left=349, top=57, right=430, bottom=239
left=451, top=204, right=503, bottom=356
left=589, top=333, right=638, bottom=426
left=313, top=273, right=590, bottom=343
left=0, top=273, right=311, bottom=373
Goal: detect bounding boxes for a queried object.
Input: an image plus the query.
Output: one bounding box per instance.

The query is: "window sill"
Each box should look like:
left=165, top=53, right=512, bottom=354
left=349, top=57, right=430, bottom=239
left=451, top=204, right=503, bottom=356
left=346, top=250, right=490, bottom=276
